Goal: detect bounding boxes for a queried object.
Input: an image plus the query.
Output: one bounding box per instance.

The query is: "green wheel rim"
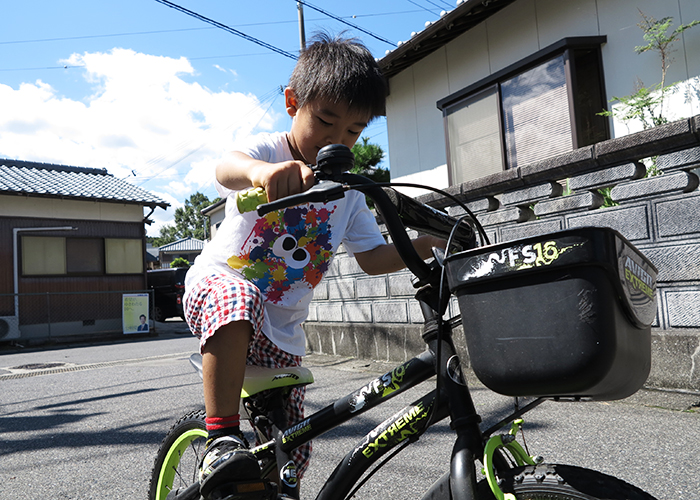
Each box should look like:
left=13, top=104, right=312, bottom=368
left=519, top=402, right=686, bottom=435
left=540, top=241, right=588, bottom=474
left=155, top=427, right=207, bottom=500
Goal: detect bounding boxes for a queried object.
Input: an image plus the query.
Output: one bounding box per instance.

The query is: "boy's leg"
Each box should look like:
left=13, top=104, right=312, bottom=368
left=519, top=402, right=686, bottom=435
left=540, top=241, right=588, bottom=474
left=202, top=320, right=251, bottom=421
left=198, top=321, right=262, bottom=496
left=183, top=274, right=265, bottom=496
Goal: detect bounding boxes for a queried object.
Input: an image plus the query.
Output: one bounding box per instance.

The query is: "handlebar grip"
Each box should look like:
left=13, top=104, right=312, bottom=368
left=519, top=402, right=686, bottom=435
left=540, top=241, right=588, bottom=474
left=236, top=187, right=268, bottom=213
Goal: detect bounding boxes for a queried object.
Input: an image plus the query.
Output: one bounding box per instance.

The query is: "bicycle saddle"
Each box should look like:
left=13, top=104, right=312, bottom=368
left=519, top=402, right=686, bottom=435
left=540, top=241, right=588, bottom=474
left=188, top=353, right=315, bottom=397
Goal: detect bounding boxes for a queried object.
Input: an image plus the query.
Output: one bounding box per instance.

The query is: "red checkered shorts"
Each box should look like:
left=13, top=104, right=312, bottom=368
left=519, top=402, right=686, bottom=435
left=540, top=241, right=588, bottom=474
left=184, top=273, right=311, bottom=477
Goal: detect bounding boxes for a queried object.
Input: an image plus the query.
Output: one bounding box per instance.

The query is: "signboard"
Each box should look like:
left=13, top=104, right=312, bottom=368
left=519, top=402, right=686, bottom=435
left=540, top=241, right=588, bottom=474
left=122, top=293, right=150, bottom=334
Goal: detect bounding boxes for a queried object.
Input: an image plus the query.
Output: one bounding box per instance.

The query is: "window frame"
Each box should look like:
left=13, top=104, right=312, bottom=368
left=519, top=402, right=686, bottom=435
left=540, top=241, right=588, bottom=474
left=437, top=36, right=609, bottom=184
left=21, top=235, right=144, bottom=277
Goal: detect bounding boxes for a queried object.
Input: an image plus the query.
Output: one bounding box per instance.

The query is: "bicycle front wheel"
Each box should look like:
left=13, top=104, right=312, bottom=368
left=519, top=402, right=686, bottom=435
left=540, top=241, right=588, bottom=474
left=423, top=463, right=657, bottom=500
left=148, top=409, right=207, bottom=500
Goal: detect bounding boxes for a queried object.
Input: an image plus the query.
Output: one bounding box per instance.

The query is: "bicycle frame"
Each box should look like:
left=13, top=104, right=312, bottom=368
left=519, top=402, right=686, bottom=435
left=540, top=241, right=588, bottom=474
left=236, top=168, right=504, bottom=500
left=240, top=305, right=527, bottom=500
left=159, top=151, right=657, bottom=500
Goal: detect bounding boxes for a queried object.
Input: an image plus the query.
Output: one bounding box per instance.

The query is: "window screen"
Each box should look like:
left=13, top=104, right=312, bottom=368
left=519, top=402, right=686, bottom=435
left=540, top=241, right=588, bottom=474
left=446, top=86, right=503, bottom=184
left=501, top=54, right=572, bottom=170
left=106, top=238, right=143, bottom=274
left=22, top=236, right=66, bottom=275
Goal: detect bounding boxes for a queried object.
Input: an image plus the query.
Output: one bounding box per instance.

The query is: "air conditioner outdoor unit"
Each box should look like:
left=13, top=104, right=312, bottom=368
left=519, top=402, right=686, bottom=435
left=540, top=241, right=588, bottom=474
left=0, top=316, right=20, bottom=341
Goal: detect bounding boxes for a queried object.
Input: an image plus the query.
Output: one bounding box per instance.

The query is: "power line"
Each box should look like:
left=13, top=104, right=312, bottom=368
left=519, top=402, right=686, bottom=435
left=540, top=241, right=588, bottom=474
left=423, top=0, right=455, bottom=10
left=404, top=0, right=440, bottom=15
left=0, top=10, right=426, bottom=47
left=153, top=0, right=298, bottom=60
left=0, top=27, right=212, bottom=45
left=296, top=1, right=396, bottom=47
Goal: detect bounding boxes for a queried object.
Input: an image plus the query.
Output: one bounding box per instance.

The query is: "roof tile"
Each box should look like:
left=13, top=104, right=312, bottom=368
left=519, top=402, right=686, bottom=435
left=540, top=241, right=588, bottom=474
left=0, top=159, right=169, bottom=208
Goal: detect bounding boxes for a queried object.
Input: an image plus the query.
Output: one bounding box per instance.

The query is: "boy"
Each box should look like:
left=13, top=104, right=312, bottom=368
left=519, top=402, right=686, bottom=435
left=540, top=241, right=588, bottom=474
left=183, top=34, right=443, bottom=496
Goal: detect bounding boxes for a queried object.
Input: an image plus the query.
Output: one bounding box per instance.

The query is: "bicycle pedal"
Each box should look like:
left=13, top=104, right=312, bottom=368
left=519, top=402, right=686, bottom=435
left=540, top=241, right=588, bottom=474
left=208, top=479, right=276, bottom=500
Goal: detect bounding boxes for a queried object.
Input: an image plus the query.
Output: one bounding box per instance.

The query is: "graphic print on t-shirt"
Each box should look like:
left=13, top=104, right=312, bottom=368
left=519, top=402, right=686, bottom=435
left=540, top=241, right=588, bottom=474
left=227, top=204, right=335, bottom=304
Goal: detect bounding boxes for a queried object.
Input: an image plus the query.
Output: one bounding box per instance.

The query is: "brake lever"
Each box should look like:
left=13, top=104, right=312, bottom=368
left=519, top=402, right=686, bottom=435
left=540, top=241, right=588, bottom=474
left=256, top=179, right=347, bottom=216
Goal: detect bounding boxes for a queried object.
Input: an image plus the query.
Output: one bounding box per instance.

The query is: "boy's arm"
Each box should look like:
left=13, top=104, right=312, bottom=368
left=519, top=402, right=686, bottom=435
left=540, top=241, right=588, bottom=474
left=216, top=152, right=314, bottom=202
left=353, top=235, right=445, bottom=276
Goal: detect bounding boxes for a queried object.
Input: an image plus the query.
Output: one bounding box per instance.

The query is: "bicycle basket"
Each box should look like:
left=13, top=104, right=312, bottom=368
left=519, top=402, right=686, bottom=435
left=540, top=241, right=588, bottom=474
left=445, top=227, right=657, bottom=401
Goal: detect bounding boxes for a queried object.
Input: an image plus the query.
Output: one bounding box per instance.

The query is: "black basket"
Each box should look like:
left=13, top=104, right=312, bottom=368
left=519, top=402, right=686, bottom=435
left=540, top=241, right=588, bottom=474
left=445, top=227, right=657, bottom=401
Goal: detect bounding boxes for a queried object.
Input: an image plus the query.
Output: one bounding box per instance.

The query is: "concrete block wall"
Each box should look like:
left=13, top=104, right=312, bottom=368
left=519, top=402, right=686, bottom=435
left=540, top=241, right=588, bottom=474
left=305, top=116, right=700, bottom=392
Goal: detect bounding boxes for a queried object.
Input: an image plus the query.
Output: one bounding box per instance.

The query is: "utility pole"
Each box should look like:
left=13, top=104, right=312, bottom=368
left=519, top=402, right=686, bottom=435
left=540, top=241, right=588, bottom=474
left=297, top=2, right=306, bottom=52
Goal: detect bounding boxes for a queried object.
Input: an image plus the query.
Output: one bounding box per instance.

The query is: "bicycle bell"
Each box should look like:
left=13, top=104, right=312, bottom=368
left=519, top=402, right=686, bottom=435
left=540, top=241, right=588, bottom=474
left=316, top=144, right=355, bottom=177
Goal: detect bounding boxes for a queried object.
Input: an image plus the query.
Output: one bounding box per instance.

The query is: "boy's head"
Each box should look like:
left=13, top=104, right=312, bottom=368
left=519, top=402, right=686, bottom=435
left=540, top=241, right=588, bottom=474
left=287, top=33, right=387, bottom=121
left=285, top=34, right=387, bottom=163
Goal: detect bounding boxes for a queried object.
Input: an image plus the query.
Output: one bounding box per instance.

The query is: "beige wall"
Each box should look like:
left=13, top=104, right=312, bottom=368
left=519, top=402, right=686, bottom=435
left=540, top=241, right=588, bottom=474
left=386, top=0, right=700, bottom=187
left=0, top=195, right=144, bottom=222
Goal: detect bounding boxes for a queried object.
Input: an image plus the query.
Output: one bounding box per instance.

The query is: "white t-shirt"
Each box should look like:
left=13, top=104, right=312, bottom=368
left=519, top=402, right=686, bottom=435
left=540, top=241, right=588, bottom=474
left=185, top=132, right=386, bottom=355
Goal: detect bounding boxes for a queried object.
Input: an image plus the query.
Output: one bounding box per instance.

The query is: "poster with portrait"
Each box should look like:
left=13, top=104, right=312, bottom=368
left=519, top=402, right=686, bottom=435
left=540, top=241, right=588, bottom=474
left=122, top=293, right=150, bottom=334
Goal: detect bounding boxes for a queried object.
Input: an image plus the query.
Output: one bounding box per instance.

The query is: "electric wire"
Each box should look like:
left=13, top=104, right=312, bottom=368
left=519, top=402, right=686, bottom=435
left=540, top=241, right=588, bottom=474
left=404, top=0, right=441, bottom=15
left=296, top=1, right=396, bottom=46
left=0, top=10, right=425, bottom=47
left=134, top=88, right=282, bottom=188
left=154, top=0, right=299, bottom=60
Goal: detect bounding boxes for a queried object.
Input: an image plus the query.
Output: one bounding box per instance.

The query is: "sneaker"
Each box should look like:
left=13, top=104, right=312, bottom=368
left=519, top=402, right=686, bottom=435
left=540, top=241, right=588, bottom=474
left=199, top=435, right=261, bottom=498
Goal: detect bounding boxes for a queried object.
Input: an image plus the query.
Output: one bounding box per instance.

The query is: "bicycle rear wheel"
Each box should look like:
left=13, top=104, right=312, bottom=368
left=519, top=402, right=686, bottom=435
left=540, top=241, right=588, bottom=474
left=422, top=463, right=657, bottom=499
left=148, top=409, right=207, bottom=500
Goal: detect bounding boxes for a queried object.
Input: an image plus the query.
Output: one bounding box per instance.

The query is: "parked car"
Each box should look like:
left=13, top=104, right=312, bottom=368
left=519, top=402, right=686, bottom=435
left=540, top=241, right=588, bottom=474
left=147, top=268, right=188, bottom=322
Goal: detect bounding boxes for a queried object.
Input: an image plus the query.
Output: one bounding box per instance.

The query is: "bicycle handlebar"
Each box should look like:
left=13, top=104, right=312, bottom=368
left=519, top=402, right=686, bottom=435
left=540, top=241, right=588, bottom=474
left=257, top=164, right=477, bottom=284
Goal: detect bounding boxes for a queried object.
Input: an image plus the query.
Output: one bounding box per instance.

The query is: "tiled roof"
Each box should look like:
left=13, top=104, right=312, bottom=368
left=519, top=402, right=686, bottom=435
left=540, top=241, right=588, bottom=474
left=0, top=159, right=169, bottom=208
left=159, top=237, right=205, bottom=252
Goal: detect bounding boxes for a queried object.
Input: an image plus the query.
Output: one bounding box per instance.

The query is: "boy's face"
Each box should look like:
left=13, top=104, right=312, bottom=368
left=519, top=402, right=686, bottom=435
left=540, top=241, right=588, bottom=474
left=285, top=88, right=370, bottom=164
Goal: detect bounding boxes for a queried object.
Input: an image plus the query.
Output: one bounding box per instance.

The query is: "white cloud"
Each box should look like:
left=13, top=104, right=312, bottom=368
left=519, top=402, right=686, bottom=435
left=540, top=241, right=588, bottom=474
left=0, top=48, right=278, bottom=234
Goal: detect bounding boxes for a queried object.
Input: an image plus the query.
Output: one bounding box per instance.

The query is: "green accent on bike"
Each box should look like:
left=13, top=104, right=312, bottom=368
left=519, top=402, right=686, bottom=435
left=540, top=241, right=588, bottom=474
left=241, top=365, right=314, bottom=398
left=154, top=427, right=207, bottom=500
left=236, top=187, right=267, bottom=213
left=483, top=420, right=537, bottom=500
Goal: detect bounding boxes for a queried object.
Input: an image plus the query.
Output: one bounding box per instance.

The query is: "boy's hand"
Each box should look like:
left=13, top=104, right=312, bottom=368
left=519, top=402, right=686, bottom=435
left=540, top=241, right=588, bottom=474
left=251, top=160, right=315, bottom=202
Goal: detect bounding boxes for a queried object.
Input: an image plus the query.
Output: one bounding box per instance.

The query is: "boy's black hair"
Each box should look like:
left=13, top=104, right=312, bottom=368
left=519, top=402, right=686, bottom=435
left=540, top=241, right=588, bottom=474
left=288, top=33, right=387, bottom=120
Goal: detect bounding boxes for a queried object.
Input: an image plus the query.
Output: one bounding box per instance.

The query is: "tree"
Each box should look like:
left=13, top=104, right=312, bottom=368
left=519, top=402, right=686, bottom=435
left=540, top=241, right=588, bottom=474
left=351, top=137, right=390, bottom=209
left=170, top=257, right=190, bottom=268
left=351, top=137, right=389, bottom=184
left=152, top=192, right=220, bottom=247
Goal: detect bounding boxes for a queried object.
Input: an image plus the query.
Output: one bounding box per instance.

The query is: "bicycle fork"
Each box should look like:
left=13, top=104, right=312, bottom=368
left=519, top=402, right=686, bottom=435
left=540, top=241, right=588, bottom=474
left=423, top=316, right=484, bottom=500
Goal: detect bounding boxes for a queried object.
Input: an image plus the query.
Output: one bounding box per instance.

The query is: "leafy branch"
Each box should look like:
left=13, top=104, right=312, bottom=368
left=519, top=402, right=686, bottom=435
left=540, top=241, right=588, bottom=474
left=599, top=10, right=699, bottom=131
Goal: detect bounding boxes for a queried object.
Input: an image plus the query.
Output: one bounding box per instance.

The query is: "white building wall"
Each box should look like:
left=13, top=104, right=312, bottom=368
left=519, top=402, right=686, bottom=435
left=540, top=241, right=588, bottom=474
left=0, top=195, right=144, bottom=222
left=386, top=0, right=700, bottom=187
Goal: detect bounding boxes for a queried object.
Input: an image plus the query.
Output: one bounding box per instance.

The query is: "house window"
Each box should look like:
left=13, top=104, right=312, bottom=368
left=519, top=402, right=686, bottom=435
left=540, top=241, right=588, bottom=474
left=67, top=238, right=104, bottom=274
left=21, top=236, right=141, bottom=276
left=105, top=238, right=143, bottom=274
left=22, top=236, right=66, bottom=275
left=438, top=37, right=609, bottom=184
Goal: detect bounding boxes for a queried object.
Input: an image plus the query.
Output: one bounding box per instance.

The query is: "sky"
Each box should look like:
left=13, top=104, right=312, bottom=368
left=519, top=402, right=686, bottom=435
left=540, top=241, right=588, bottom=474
left=1, top=0, right=455, bottom=236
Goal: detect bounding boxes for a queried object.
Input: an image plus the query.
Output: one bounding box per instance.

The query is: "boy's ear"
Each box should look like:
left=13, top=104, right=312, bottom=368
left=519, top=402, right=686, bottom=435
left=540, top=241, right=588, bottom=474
left=284, top=87, right=299, bottom=117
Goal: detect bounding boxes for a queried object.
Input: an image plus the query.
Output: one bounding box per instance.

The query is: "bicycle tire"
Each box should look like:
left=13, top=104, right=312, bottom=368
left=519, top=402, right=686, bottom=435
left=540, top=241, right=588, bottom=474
left=421, top=463, right=657, bottom=500
left=148, top=409, right=207, bottom=500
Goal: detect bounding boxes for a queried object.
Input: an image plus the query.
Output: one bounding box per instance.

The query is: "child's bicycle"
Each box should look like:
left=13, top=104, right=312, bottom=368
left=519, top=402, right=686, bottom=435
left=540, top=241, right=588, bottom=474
left=149, top=144, right=659, bottom=500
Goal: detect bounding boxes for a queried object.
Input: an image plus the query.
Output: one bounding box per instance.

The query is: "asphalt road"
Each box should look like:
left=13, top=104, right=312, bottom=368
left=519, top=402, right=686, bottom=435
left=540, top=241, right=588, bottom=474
left=0, top=322, right=698, bottom=500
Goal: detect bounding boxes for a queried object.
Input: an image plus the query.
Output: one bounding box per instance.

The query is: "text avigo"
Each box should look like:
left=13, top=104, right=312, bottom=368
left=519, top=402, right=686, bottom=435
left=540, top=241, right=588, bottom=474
left=623, top=256, right=654, bottom=298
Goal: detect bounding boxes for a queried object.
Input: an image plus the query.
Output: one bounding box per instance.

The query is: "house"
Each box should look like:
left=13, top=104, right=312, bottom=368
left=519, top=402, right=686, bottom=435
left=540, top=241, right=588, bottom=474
left=158, top=237, right=206, bottom=267
left=0, top=159, right=168, bottom=342
left=304, top=0, right=700, bottom=392
left=378, top=0, right=700, bottom=190
left=201, top=198, right=226, bottom=240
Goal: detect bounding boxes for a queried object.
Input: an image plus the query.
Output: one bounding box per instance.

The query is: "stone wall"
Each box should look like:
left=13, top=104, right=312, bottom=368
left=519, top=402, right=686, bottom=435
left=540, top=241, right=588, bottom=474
left=305, top=115, right=700, bottom=392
